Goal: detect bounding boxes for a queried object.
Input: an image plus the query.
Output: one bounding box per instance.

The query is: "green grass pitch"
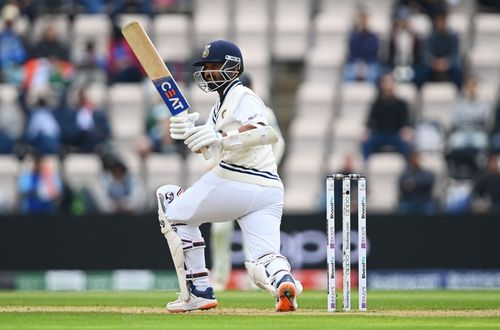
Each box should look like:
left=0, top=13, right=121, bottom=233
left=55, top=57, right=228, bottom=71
left=0, top=290, right=499, bottom=329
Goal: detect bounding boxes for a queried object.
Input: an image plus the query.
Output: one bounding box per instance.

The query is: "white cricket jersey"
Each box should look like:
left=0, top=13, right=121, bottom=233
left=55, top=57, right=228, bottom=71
left=206, top=80, right=283, bottom=189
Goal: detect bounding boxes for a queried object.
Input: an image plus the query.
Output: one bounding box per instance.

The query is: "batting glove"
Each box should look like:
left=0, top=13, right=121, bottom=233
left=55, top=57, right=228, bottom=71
left=170, top=112, right=200, bottom=140
left=184, top=125, right=222, bottom=152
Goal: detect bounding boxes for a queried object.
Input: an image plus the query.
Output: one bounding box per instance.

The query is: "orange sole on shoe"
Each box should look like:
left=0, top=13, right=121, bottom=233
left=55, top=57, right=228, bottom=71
left=168, top=301, right=218, bottom=313
left=276, top=283, right=297, bottom=312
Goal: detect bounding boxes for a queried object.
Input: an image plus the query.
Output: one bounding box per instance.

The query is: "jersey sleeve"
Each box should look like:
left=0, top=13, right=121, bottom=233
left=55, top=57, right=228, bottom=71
left=233, top=94, right=269, bottom=126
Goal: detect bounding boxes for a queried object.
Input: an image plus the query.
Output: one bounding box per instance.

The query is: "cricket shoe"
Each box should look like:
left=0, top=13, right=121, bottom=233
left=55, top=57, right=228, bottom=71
left=275, top=274, right=298, bottom=312
left=167, top=285, right=218, bottom=313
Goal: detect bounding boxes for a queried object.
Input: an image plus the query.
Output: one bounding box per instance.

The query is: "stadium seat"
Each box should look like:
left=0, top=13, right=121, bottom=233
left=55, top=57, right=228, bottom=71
left=144, top=153, right=184, bottom=199
left=474, top=13, right=500, bottom=47
left=304, top=43, right=345, bottom=83
left=421, top=82, right=457, bottom=129
left=368, top=153, right=406, bottom=176
left=154, top=14, right=192, bottom=62
left=340, top=82, right=376, bottom=117
left=186, top=153, right=213, bottom=186
left=113, top=149, right=143, bottom=178
left=313, top=11, right=350, bottom=47
left=63, top=154, right=102, bottom=192
left=72, top=14, right=111, bottom=62
left=420, top=152, right=446, bottom=178
left=32, top=14, right=70, bottom=44
left=370, top=13, right=391, bottom=41
left=283, top=183, right=322, bottom=213
left=234, top=0, right=270, bottom=57
left=193, top=0, right=229, bottom=45
left=448, top=12, right=471, bottom=52
left=283, top=150, right=323, bottom=213
left=318, top=0, right=355, bottom=19
left=283, top=151, right=324, bottom=193
left=0, top=14, right=30, bottom=38
left=367, top=153, right=406, bottom=212
left=108, top=83, right=146, bottom=149
left=84, top=82, right=109, bottom=109
left=295, top=80, right=336, bottom=117
left=0, top=84, right=19, bottom=105
left=237, top=46, right=271, bottom=100
left=395, top=83, right=418, bottom=111
left=287, top=114, right=330, bottom=153
left=333, top=114, right=365, bottom=148
left=0, top=155, right=19, bottom=213
left=327, top=152, right=363, bottom=174
left=272, top=0, right=312, bottom=61
left=367, top=174, right=399, bottom=212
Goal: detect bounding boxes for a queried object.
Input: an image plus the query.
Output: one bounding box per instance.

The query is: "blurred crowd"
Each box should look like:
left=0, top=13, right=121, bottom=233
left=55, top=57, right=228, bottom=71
left=0, top=0, right=193, bottom=215
left=0, top=0, right=499, bottom=216
left=333, top=0, right=500, bottom=214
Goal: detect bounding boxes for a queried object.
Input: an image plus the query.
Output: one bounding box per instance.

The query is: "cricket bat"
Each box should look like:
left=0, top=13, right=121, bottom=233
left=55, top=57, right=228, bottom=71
left=121, top=21, right=211, bottom=160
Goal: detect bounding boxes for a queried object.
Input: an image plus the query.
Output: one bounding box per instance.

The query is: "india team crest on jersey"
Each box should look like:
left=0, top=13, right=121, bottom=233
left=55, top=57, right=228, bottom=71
left=202, top=44, right=211, bottom=58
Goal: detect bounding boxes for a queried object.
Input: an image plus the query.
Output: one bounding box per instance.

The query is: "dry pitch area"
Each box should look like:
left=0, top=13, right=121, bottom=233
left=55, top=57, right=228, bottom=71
left=0, top=290, right=499, bottom=329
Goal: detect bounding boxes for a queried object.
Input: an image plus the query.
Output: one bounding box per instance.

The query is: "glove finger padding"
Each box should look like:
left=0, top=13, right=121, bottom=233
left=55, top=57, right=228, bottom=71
left=184, top=125, right=206, bottom=143
left=184, top=126, right=220, bottom=152
left=170, top=112, right=199, bottom=123
left=190, top=134, right=218, bottom=152
left=169, top=112, right=200, bottom=139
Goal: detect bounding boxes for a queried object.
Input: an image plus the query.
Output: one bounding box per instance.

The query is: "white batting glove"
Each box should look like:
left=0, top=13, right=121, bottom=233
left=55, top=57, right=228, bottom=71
left=169, top=112, right=200, bottom=140
left=184, top=125, right=222, bottom=152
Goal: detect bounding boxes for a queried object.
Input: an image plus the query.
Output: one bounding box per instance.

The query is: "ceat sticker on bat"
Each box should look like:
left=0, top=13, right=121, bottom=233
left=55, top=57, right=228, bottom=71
left=154, top=76, right=190, bottom=116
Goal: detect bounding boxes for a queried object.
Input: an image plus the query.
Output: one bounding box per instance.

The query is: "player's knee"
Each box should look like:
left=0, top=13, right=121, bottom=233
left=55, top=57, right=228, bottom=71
left=156, top=184, right=182, bottom=202
left=156, top=184, right=183, bottom=211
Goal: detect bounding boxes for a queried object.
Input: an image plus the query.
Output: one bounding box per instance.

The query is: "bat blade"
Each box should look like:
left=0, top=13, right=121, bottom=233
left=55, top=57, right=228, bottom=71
left=122, top=21, right=189, bottom=117
left=121, top=21, right=211, bottom=160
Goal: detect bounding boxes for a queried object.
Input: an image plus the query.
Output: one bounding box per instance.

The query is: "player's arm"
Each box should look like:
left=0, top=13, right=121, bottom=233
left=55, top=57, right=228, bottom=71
left=219, top=122, right=278, bottom=151
left=184, top=95, right=278, bottom=152
left=218, top=94, right=279, bottom=151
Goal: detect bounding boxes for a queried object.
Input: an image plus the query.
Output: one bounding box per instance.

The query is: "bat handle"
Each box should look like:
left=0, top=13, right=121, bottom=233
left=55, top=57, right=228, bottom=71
left=200, top=147, right=212, bottom=160
left=175, top=111, right=212, bottom=160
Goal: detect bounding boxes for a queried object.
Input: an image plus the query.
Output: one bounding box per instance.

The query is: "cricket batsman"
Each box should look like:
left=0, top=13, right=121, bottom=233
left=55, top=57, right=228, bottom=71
left=156, top=40, right=300, bottom=312
left=210, top=73, right=286, bottom=291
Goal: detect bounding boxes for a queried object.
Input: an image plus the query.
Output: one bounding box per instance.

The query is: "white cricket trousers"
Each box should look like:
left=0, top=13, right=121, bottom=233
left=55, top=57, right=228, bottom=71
left=166, top=171, right=283, bottom=261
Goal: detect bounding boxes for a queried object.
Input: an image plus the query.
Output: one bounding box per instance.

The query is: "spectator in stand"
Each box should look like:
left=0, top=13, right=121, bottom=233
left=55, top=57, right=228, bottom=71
left=94, top=156, right=146, bottom=214
left=77, top=0, right=106, bottom=14
left=414, top=9, right=463, bottom=89
left=393, top=0, right=449, bottom=19
left=490, top=100, right=500, bottom=154
left=18, top=153, right=62, bottom=214
left=343, top=7, right=380, bottom=83
left=24, top=89, right=62, bottom=155
left=361, top=73, right=413, bottom=161
left=385, top=7, right=422, bottom=83
left=471, top=154, right=500, bottom=214
left=22, top=56, right=74, bottom=99
left=0, top=4, right=27, bottom=84
left=398, top=151, right=436, bottom=214
left=477, top=0, right=500, bottom=12
left=446, top=75, right=491, bottom=179
left=30, top=24, right=69, bottom=61
left=0, top=97, right=24, bottom=154
left=110, top=0, right=154, bottom=17
left=69, top=88, right=111, bottom=153
left=107, top=23, right=143, bottom=84
left=136, top=93, right=177, bottom=157
left=73, top=40, right=107, bottom=87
